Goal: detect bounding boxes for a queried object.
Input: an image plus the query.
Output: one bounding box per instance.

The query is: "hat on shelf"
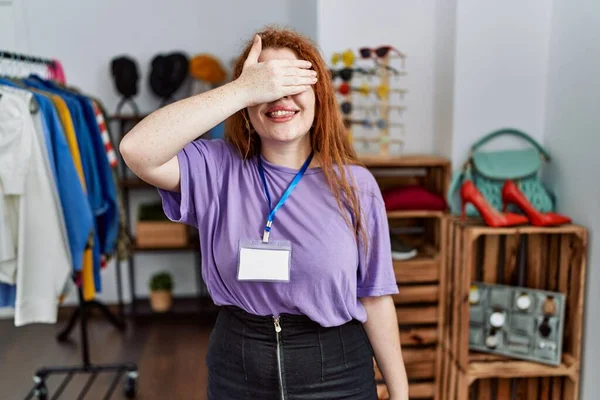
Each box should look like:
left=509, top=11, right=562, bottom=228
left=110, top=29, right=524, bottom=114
left=110, top=55, right=139, bottom=99
left=382, top=185, right=447, bottom=211
left=189, top=54, right=227, bottom=85
left=149, top=51, right=189, bottom=103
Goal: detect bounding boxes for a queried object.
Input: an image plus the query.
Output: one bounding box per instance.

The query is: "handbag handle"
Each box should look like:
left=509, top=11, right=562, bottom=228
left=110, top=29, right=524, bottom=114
left=470, top=128, right=551, bottom=161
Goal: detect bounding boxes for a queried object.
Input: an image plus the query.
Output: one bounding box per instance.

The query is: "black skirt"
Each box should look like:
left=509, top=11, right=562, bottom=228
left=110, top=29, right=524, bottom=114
left=207, top=306, right=378, bottom=400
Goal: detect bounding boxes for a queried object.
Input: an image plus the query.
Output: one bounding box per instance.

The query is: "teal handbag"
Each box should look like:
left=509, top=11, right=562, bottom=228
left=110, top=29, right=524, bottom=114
left=448, top=128, right=555, bottom=216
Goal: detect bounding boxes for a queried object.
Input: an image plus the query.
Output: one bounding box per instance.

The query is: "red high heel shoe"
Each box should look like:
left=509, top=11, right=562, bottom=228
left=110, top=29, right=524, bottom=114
left=460, top=181, right=529, bottom=227
left=502, top=180, right=571, bottom=226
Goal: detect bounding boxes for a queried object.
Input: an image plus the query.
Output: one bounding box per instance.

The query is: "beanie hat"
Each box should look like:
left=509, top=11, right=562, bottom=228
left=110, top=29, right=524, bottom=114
left=189, top=54, right=227, bottom=84
left=110, top=56, right=139, bottom=98
left=149, top=52, right=189, bottom=101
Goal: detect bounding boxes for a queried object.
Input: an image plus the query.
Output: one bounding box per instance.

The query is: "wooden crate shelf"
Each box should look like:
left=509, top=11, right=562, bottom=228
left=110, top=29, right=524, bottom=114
left=397, top=306, right=439, bottom=325
left=376, top=381, right=436, bottom=400
left=440, top=219, right=588, bottom=400
left=467, top=358, right=575, bottom=381
left=387, top=210, right=445, bottom=219
left=361, top=154, right=450, bottom=169
left=410, top=382, right=436, bottom=399
left=400, top=326, right=438, bottom=346
left=394, top=257, right=440, bottom=283
left=394, top=245, right=440, bottom=283
left=393, top=284, right=439, bottom=305
left=366, top=155, right=450, bottom=400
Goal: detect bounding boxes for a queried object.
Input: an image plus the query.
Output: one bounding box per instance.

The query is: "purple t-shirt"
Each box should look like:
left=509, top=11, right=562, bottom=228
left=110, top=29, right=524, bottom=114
left=158, top=139, right=398, bottom=327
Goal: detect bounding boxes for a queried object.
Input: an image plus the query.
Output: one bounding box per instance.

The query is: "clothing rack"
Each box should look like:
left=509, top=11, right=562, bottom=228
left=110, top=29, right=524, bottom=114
left=0, top=51, right=55, bottom=80
left=0, top=50, right=53, bottom=64
left=0, top=50, right=138, bottom=399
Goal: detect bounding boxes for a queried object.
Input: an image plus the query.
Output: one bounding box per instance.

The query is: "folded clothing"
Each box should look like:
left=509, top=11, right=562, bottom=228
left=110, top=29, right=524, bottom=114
left=382, top=185, right=446, bottom=211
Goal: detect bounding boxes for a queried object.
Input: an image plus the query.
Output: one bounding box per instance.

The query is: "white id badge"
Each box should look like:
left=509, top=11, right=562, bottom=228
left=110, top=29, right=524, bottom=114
left=237, top=239, right=292, bottom=282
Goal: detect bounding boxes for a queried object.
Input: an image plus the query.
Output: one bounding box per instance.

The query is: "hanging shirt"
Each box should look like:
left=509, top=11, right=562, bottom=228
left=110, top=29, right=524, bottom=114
left=0, top=82, right=95, bottom=305
left=92, top=101, right=118, bottom=169
left=158, top=139, right=398, bottom=328
left=0, top=84, right=69, bottom=287
left=49, top=94, right=96, bottom=300
left=91, top=96, right=132, bottom=264
left=51, top=95, right=86, bottom=187
left=1, top=79, right=93, bottom=274
left=23, top=76, right=109, bottom=293
left=0, top=90, right=71, bottom=326
left=0, top=87, right=31, bottom=287
left=26, top=76, right=119, bottom=255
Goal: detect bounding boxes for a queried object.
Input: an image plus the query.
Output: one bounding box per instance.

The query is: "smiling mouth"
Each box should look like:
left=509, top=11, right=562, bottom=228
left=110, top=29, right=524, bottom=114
left=266, top=110, right=299, bottom=117
left=265, top=109, right=300, bottom=122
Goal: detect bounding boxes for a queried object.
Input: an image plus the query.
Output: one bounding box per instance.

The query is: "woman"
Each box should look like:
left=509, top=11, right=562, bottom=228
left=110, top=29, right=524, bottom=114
left=120, top=27, right=408, bottom=400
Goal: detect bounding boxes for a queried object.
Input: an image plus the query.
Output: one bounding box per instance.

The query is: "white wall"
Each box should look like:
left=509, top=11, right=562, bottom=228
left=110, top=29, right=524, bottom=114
left=451, top=0, right=553, bottom=164
left=288, top=0, right=318, bottom=42
left=432, top=0, right=457, bottom=159
left=541, top=1, right=600, bottom=398
left=317, top=0, right=436, bottom=154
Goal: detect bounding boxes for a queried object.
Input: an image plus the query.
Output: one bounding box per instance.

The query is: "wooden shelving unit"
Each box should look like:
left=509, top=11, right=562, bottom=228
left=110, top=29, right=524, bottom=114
left=109, top=114, right=212, bottom=320
left=362, top=155, right=451, bottom=400
left=440, top=218, right=587, bottom=400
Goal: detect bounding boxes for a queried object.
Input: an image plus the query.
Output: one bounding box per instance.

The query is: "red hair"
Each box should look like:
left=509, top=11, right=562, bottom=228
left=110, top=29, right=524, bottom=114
left=225, top=26, right=367, bottom=246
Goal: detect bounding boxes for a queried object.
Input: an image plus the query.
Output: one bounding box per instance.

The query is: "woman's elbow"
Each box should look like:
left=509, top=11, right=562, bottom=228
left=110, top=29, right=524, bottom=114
left=119, top=136, right=143, bottom=172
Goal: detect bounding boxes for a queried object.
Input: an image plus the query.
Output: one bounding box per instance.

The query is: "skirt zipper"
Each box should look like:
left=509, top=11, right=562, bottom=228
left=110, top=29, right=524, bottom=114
left=273, top=316, right=285, bottom=400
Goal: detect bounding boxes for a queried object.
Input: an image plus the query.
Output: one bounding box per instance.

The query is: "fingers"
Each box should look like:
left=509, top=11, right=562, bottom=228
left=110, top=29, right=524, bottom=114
left=284, top=85, right=311, bottom=96
left=279, top=59, right=313, bottom=69
left=284, top=67, right=317, bottom=78
left=243, top=35, right=262, bottom=67
left=281, top=75, right=318, bottom=87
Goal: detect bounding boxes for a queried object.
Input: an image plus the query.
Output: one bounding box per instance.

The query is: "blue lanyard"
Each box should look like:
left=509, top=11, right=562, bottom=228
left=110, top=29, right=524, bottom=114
left=258, top=151, right=314, bottom=242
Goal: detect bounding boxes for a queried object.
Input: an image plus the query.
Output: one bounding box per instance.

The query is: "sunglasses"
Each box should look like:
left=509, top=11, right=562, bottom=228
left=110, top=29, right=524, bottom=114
left=328, top=67, right=372, bottom=82
left=330, top=49, right=355, bottom=67
left=378, top=64, right=406, bottom=76
left=337, top=82, right=408, bottom=99
left=354, top=104, right=407, bottom=116
left=352, top=135, right=405, bottom=146
left=359, top=45, right=406, bottom=68
left=340, top=102, right=406, bottom=117
left=344, top=118, right=405, bottom=130
left=340, top=101, right=353, bottom=115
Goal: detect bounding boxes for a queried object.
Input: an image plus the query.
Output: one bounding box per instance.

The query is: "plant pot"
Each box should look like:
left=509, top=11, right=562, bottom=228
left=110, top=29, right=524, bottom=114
left=149, top=290, right=172, bottom=313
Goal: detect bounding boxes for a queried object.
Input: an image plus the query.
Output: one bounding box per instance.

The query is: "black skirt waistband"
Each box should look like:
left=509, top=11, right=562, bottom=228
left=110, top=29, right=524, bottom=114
left=220, top=305, right=362, bottom=333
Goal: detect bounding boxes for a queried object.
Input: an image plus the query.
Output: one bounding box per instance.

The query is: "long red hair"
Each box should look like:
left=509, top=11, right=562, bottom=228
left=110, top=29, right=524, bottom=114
left=225, top=26, right=367, bottom=246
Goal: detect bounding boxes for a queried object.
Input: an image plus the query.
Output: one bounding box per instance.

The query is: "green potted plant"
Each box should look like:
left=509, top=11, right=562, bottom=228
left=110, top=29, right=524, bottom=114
left=149, top=272, right=174, bottom=312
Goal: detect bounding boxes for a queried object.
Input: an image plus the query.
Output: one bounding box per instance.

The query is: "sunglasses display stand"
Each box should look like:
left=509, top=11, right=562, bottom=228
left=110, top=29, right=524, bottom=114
left=469, top=282, right=565, bottom=366
left=329, top=47, right=408, bottom=157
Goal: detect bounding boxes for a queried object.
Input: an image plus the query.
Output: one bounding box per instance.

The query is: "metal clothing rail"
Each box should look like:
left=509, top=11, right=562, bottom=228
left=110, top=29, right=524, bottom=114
left=0, top=50, right=54, bottom=64
left=0, top=50, right=139, bottom=399
left=0, top=50, right=56, bottom=77
left=23, top=289, right=138, bottom=400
